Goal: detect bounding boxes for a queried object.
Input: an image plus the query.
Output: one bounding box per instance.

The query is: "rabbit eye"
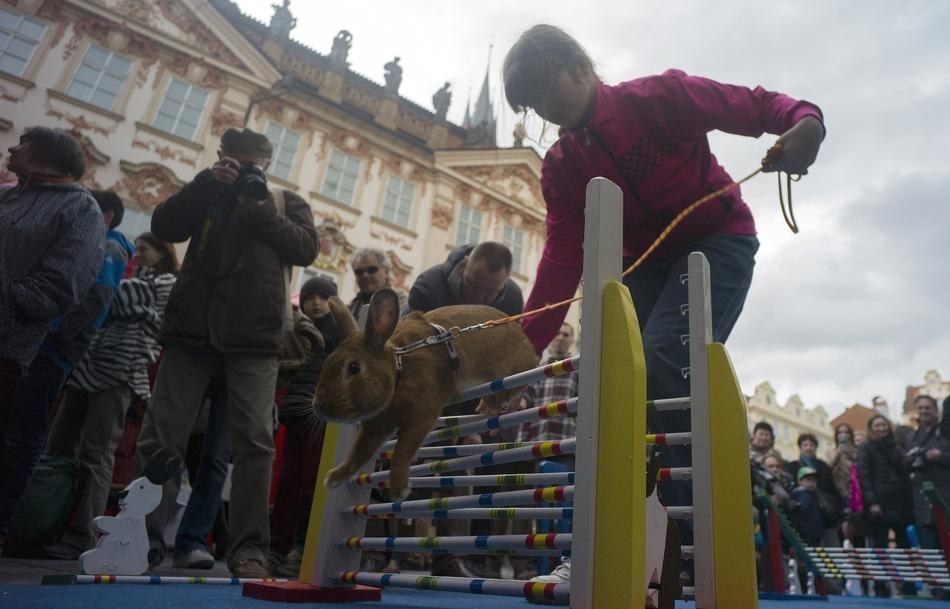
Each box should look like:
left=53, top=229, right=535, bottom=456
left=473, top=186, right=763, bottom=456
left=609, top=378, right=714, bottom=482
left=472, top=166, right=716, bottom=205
left=347, top=360, right=361, bottom=375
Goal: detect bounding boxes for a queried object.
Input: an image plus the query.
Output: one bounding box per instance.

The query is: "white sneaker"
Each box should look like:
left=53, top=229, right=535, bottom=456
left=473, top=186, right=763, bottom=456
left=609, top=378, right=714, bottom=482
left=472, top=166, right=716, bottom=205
left=530, top=558, right=571, bottom=583
left=172, top=548, right=215, bottom=569
left=526, top=558, right=571, bottom=605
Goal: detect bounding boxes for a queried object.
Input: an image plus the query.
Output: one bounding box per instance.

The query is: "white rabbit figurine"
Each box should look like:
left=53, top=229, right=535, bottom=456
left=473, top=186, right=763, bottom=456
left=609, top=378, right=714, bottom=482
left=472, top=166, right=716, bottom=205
left=79, top=448, right=180, bottom=575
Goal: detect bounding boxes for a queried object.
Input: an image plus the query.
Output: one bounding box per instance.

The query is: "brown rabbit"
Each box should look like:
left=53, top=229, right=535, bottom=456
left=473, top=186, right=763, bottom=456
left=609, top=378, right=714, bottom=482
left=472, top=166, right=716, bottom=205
left=313, top=288, right=538, bottom=499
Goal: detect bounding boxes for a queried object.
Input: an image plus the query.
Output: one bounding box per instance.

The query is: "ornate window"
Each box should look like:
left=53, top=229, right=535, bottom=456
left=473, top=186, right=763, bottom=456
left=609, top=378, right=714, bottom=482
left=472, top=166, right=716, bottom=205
left=152, top=77, right=209, bottom=140
left=0, top=7, right=46, bottom=77
left=321, top=148, right=361, bottom=206
left=380, top=176, right=414, bottom=229
left=502, top=224, right=525, bottom=274
left=66, top=45, right=132, bottom=111
left=265, top=121, right=300, bottom=181
left=455, top=204, right=482, bottom=246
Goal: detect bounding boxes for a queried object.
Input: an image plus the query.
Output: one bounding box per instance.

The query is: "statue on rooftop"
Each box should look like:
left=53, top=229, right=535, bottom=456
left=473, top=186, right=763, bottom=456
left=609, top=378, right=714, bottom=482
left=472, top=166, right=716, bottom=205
left=432, top=82, right=451, bottom=120
left=513, top=121, right=527, bottom=148
left=383, top=57, right=402, bottom=95
left=269, top=0, right=296, bottom=39
left=329, top=30, right=352, bottom=69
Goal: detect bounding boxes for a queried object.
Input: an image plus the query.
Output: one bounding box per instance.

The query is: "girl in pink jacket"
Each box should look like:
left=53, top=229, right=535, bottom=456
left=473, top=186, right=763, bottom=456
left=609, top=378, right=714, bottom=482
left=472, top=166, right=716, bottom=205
left=503, top=24, right=825, bottom=587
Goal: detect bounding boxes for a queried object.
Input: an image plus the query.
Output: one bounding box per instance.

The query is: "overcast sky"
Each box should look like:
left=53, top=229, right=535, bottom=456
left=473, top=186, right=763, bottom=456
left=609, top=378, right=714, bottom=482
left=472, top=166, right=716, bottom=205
left=235, top=0, right=949, bottom=420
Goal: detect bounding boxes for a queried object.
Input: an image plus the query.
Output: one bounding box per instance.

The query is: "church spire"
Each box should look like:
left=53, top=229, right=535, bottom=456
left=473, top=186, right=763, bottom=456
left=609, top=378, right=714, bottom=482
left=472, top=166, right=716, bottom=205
left=465, top=44, right=496, bottom=148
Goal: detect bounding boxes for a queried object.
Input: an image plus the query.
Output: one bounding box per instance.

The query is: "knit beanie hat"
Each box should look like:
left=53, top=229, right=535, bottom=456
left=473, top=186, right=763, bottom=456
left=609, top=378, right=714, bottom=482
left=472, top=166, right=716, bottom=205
left=300, top=277, right=337, bottom=301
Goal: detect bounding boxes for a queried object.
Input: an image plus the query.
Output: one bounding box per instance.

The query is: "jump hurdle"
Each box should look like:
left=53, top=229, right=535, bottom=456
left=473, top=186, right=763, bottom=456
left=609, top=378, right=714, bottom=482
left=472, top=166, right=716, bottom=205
left=244, top=177, right=757, bottom=608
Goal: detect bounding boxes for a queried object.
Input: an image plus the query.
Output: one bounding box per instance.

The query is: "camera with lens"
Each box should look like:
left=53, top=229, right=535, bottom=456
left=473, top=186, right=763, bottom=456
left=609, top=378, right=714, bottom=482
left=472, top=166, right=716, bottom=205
left=907, top=446, right=927, bottom=473
left=234, top=163, right=268, bottom=202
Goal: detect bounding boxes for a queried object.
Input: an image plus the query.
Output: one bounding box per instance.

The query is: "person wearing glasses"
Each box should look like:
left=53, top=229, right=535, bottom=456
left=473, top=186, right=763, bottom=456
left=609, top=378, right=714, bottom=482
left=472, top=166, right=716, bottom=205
left=346, top=248, right=407, bottom=321
left=344, top=247, right=407, bottom=574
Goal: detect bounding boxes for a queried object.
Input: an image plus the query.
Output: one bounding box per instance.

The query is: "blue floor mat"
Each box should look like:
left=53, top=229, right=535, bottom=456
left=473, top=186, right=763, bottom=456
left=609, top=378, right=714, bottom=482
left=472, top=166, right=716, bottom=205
left=0, top=583, right=942, bottom=609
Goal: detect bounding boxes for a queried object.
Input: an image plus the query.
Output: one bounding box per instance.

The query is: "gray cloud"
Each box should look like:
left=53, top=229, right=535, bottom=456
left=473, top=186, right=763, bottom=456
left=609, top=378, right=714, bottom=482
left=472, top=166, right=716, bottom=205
left=235, top=0, right=949, bottom=417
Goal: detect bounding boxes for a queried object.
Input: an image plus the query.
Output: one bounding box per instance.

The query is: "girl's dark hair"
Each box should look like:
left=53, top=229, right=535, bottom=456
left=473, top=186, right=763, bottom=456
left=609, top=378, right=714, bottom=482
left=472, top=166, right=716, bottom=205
left=866, top=414, right=893, bottom=438
left=21, top=126, right=86, bottom=180
left=136, top=231, right=179, bottom=275
left=834, top=423, right=855, bottom=445
left=503, top=24, right=596, bottom=113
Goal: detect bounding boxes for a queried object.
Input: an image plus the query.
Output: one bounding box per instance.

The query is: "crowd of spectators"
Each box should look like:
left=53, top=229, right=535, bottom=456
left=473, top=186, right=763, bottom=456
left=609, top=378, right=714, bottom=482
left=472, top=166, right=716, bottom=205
left=750, top=394, right=950, bottom=597
left=1, top=125, right=946, bottom=600
left=0, top=125, right=557, bottom=581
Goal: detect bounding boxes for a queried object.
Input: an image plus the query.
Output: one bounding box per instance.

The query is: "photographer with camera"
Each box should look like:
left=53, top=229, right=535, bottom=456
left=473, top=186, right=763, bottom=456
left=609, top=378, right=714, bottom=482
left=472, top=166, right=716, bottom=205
left=904, top=395, right=950, bottom=551
left=134, top=128, right=318, bottom=577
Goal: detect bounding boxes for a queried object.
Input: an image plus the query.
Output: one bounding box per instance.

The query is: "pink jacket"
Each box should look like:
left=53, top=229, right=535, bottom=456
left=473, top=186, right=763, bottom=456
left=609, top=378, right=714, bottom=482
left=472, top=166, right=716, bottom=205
left=521, top=71, right=823, bottom=351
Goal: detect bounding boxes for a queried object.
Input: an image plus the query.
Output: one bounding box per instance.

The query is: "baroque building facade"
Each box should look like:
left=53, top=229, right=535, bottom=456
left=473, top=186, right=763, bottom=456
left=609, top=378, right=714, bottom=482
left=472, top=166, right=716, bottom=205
left=0, top=0, right=549, bottom=309
left=745, top=381, right=833, bottom=462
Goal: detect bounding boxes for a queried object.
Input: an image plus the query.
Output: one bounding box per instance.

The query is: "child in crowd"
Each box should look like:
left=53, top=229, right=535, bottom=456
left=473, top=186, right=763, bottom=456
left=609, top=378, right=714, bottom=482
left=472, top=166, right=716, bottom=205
left=269, top=277, right=341, bottom=576
left=791, top=467, right=823, bottom=547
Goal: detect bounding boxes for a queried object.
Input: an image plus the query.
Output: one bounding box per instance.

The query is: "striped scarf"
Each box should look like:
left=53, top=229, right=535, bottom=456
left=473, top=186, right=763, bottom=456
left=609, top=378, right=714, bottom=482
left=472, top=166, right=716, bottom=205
left=67, top=268, right=177, bottom=399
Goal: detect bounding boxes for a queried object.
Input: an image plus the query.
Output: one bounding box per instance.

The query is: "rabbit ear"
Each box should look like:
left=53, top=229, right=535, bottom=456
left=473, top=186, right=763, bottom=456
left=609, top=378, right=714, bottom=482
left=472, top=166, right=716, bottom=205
left=365, top=288, right=400, bottom=353
left=328, top=296, right=358, bottom=338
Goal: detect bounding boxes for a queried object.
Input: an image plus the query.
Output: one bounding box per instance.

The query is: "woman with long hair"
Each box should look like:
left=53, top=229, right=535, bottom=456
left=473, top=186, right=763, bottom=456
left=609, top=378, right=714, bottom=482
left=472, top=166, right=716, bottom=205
left=831, top=423, right=867, bottom=549
left=856, top=414, right=914, bottom=597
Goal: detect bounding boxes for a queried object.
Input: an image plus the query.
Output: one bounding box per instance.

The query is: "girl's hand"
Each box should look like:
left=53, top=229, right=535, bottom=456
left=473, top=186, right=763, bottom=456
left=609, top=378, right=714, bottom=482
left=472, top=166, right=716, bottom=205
left=762, top=116, right=825, bottom=175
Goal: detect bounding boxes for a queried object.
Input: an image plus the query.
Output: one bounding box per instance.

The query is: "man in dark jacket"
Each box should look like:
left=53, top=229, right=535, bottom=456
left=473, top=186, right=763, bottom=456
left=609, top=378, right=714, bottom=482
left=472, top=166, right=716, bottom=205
left=904, top=395, right=950, bottom=551
left=134, top=128, right=318, bottom=577
left=406, top=242, right=523, bottom=315
left=405, top=241, right=524, bottom=579
left=0, top=127, right=105, bottom=546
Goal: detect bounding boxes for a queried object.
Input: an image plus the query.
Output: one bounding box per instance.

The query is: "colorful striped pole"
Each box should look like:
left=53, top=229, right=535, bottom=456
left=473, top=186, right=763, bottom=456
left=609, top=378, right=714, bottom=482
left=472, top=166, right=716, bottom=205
left=347, top=485, right=574, bottom=516
left=381, top=398, right=576, bottom=451
left=360, top=439, right=574, bottom=485
left=455, top=356, right=580, bottom=403
left=341, top=533, right=572, bottom=554
left=44, top=574, right=287, bottom=585
left=353, top=471, right=574, bottom=489
left=379, top=441, right=532, bottom=460
left=645, top=432, right=692, bottom=446
left=335, top=571, right=570, bottom=603
left=362, top=507, right=573, bottom=520
left=647, top=397, right=692, bottom=411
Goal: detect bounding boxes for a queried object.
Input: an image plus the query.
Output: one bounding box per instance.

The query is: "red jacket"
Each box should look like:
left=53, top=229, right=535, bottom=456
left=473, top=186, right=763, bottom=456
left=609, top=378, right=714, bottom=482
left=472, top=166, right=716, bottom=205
left=522, top=70, right=823, bottom=351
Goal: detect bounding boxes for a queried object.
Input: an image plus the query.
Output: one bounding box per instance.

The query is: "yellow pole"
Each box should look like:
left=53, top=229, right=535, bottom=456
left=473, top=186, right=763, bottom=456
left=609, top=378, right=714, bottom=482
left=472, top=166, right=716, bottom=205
left=707, top=343, right=758, bottom=608
left=298, top=421, right=345, bottom=585
left=591, top=281, right=647, bottom=607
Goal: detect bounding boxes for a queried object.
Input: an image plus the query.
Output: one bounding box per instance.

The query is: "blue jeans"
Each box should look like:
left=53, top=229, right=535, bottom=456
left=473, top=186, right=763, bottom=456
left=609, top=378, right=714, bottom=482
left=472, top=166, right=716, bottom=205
left=0, top=353, right=68, bottom=535
left=174, top=379, right=231, bottom=554
left=623, top=233, right=758, bottom=546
